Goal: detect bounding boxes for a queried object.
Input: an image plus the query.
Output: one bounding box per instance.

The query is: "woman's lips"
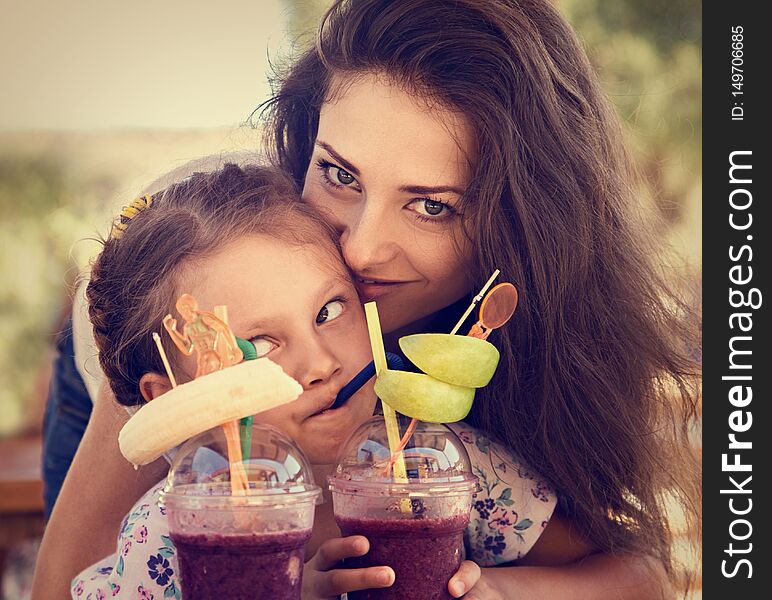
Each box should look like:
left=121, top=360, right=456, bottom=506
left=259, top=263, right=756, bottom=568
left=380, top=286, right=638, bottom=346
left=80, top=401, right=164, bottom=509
left=355, top=278, right=410, bottom=302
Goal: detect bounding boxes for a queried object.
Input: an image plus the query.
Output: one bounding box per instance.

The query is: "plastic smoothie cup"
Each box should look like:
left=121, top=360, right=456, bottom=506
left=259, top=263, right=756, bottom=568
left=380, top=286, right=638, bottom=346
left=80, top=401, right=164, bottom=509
left=329, top=417, right=478, bottom=600
left=161, top=424, right=321, bottom=600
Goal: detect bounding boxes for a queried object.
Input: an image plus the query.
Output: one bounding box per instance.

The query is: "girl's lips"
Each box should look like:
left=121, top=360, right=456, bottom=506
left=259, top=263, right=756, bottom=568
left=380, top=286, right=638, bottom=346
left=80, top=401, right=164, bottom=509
left=305, top=386, right=355, bottom=418
left=309, top=403, right=348, bottom=419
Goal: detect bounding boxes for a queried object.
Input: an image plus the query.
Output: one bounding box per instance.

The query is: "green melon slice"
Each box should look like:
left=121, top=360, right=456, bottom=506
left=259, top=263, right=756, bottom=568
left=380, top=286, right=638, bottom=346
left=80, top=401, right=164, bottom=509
left=374, top=369, right=475, bottom=423
left=399, top=333, right=500, bottom=388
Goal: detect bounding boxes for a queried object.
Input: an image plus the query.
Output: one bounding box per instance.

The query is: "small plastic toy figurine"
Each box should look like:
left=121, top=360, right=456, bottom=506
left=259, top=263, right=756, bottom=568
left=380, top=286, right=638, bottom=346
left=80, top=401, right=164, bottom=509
left=163, top=293, right=249, bottom=493
left=163, top=293, right=243, bottom=377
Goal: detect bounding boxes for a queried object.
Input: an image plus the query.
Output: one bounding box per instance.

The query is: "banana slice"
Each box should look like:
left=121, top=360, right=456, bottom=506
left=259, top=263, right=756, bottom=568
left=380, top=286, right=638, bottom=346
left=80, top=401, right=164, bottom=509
left=119, top=358, right=302, bottom=466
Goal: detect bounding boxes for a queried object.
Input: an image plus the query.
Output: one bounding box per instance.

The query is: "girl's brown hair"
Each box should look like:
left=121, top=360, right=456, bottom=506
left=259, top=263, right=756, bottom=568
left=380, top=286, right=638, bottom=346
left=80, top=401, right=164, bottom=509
left=260, top=0, right=700, bottom=581
left=87, top=163, right=341, bottom=407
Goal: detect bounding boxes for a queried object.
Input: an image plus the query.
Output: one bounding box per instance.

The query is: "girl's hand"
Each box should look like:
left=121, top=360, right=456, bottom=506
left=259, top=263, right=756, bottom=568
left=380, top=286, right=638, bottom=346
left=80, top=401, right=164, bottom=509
left=303, top=535, right=395, bottom=599
left=448, top=560, right=488, bottom=598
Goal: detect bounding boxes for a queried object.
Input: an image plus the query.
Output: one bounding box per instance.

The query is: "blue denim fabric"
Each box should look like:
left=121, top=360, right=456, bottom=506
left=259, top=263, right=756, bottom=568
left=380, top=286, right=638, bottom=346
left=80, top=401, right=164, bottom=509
left=42, top=317, right=93, bottom=520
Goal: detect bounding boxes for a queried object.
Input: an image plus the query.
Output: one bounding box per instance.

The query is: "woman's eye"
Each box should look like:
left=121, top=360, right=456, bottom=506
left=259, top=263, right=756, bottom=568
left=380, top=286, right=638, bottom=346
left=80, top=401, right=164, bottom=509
left=409, top=198, right=454, bottom=219
left=315, top=158, right=360, bottom=190
left=248, top=337, right=277, bottom=358
left=333, top=167, right=356, bottom=186
left=316, top=300, right=345, bottom=324
left=422, top=200, right=446, bottom=216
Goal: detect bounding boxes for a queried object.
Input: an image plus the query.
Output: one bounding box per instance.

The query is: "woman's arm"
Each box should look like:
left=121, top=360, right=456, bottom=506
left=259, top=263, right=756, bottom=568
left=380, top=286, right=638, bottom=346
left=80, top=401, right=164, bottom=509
left=32, top=382, right=167, bottom=600
left=452, top=512, right=675, bottom=599
left=467, top=553, right=674, bottom=600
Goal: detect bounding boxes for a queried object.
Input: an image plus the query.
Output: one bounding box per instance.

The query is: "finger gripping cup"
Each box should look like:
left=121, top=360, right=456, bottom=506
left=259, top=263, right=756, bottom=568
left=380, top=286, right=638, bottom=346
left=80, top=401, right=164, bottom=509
left=329, top=417, right=478, bottom=600
left=160, top=424, right=321, bottom=600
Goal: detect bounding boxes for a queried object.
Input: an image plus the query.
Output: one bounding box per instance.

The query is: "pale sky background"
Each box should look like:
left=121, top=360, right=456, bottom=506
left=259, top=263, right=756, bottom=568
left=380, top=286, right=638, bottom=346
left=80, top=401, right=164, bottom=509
left=0, top=0, right=290, bottom=130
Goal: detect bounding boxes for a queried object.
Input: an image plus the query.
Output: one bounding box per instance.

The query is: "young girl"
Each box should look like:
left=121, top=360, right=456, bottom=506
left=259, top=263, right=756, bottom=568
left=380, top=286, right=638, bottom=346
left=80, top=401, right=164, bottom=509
left=71, top=163, right=558, bottom=599
left=40, top=0, right=698, bottom=597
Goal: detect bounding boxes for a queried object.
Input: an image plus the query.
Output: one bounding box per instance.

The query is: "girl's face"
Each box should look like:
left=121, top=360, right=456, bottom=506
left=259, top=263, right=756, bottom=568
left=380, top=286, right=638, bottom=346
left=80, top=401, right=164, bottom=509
left=302, top=73, right=476, bottom=334
left=180, top=234, right=375, bottom=464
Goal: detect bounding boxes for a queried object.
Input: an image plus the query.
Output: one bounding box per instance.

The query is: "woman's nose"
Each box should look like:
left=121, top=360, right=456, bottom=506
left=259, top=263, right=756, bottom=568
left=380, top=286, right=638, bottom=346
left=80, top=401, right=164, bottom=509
left=340, top=201, right=400, bottom=273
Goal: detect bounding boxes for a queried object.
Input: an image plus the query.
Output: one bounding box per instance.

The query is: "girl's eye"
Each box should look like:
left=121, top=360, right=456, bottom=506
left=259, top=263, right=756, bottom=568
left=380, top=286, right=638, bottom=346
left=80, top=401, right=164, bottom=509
left=316, top=300, right=345, bottom=324
left=408, top=198, right=456, bottom=220
left=248, top=337, right=278, bottom=358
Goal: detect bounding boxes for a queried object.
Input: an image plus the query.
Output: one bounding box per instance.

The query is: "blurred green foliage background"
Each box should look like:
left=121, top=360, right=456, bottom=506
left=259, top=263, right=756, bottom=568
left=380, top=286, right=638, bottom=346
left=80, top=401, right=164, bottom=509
left=0, top=155, right=85, bottom=434
left=0, top=0, right=701, bottom=438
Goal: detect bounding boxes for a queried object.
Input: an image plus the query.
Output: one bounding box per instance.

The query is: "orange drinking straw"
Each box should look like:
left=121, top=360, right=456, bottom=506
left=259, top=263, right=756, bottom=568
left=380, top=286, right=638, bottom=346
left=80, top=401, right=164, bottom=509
left=214, top=306, right=249, bottom=496
left=222, top=421, right=249, bottom=494
left=450, top=269, right=500, bottom=334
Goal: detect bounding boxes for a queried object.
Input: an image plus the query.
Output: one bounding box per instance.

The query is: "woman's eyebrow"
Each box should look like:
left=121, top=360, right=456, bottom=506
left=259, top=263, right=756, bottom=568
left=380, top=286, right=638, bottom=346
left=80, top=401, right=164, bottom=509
left=399, top=184, right=465, bottom=195
left=316, top=140, right=464, bottom=195
left=315, top=141, right=361, bottom=177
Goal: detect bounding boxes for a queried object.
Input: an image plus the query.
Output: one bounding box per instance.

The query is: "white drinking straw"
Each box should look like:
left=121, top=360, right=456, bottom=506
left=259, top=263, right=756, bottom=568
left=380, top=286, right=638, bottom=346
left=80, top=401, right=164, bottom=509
left=152, top=332, right=177, bottom=388
left=449, top=269, right=501, bottom=334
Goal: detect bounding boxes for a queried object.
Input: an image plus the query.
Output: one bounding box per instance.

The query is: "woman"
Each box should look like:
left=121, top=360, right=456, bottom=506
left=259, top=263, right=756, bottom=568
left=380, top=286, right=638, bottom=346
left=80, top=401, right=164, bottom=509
left=36, top=1, right=698, bottom=598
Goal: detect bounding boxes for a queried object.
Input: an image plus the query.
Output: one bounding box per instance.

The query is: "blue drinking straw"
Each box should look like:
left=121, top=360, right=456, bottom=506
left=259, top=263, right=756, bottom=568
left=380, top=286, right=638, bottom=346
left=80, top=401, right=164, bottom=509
left=234, top=338, right=403, bottom=413
left=330, top=353, right=404, bottom=410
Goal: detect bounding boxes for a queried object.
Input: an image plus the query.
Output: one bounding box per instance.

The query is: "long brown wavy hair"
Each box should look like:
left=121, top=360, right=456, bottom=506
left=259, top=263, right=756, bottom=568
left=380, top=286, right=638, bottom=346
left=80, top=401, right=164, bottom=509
left=259, top=0, right=700, bottom=583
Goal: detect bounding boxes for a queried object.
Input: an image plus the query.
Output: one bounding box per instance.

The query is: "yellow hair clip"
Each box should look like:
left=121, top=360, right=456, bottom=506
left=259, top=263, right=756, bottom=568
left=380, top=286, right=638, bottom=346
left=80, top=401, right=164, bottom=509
left=111, top=194, right=154, bottom=240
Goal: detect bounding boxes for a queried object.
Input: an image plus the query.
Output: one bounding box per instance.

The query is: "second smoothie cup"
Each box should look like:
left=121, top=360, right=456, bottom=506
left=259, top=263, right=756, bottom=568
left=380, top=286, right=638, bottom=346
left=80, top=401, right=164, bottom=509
left=161, top=423, right=321, bottom=600
left=329, top=417, right=478, bottom=600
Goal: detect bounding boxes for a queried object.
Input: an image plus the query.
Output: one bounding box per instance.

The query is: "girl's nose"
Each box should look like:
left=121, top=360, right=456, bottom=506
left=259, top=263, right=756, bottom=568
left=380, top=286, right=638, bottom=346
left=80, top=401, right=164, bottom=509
left=295, top=338, right=342, bottom=390
left=340, top=200, right=400, bottom=273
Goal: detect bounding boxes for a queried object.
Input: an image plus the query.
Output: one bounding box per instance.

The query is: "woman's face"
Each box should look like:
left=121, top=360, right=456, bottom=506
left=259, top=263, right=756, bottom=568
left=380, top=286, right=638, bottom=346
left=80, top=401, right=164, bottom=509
left=180, top=234, right=375, bottom=464
left=302, top=73, right=476, bottom=334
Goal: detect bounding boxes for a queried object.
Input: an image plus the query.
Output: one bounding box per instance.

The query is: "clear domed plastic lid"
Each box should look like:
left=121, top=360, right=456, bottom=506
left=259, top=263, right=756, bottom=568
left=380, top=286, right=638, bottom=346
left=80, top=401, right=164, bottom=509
left=329, top=416, right=478, bottom=497
left=161, top=422, right=321, bottom=508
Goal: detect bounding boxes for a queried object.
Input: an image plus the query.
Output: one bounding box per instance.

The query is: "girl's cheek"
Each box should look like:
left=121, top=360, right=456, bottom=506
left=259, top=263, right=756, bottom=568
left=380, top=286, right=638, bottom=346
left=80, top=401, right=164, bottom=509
left=253, top=403, right=295, bottom=435
left=345, top=323, right=372, bottom=365
left=350, top=305, right=371, bottom=343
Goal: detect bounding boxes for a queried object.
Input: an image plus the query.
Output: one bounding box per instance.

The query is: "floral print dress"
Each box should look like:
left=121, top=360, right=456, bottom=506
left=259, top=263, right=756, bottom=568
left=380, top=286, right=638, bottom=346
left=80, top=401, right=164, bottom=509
left=71, top=426, right=556, bottom=598
left=71, top=486, right=180, bottom=600
left=449, top=423, right=556, bottom=566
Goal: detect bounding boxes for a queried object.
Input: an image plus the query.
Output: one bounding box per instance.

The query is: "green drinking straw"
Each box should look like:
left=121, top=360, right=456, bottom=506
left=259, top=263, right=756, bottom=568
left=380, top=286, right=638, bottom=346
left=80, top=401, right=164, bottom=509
left=235, top=336, right=257, bottom=461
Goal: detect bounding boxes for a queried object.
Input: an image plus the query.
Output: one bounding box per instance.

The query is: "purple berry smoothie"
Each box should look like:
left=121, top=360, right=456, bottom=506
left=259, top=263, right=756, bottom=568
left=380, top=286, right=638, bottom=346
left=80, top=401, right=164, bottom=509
left=171, top=528, right=311, bottom=600
left=337, top=513, right=469, bottom=600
